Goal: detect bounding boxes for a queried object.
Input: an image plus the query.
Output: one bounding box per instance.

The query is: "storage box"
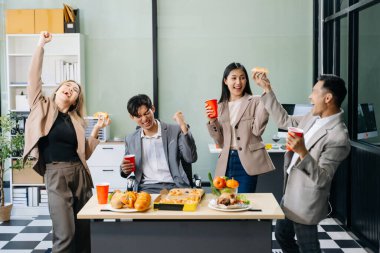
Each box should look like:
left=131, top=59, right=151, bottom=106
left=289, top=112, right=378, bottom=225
left=6, top=9, right=35, bottom=34
left=64, top=9, right=80, bottom=33
left=15, top=95, right=29, bottom=111
left=35, top=9, right=64, bottom=34
left=12, top=161, right=44, bottom=184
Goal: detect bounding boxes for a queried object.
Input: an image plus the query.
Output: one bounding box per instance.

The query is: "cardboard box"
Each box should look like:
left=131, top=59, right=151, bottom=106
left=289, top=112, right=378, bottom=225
left=12, top=162, right=44, bottom=184
left=35, top=9, right=64, bottom=34
left=6, top=9, right=35, bottom=34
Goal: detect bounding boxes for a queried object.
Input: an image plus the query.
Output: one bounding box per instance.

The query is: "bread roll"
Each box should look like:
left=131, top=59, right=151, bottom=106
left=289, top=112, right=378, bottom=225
left=110, top=191, right=124, bottom=209
left=134, top=191, right=151, bottom=211
left=252, top=67, right=269, bottom=75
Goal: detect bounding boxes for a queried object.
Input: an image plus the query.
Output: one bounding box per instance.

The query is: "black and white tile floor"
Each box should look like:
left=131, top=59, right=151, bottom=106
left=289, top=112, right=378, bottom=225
left=0, top=216, right=369, bottom=253
left=272, top=218, right=369, bottom=253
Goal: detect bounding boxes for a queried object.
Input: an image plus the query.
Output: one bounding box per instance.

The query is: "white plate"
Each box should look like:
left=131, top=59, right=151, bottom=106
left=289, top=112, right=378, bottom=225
left=208, top=199, right=250, bottom=212
left=103, top=204, right=140, bottom=213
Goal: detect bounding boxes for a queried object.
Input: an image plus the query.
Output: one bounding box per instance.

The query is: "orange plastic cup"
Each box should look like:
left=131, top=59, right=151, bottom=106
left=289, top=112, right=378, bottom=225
left=205, top=99, right=218, bottom=119
left=287, top=127, right=304, bottom=151
left=124, top=154, right=136, bottom=172
left=96, top=183, right=109, bottom=204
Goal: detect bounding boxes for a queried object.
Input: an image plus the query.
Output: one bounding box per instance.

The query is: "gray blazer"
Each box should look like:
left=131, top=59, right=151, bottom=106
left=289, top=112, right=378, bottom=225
left=261, top=91, right=351, bottom=225
left=207, top=94, right=275, bottom=176
left=120, top=121, right=198, bottom=189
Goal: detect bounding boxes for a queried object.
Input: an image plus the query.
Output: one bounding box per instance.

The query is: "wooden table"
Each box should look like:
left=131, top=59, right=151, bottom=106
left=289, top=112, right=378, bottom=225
left=78, top=193, right=284, bottom=253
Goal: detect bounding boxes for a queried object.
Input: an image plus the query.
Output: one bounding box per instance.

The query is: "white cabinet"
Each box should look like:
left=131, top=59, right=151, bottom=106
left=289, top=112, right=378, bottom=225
left=6, top=34, right=85, bottom=214
left=87, top=143, right=126, bottom=191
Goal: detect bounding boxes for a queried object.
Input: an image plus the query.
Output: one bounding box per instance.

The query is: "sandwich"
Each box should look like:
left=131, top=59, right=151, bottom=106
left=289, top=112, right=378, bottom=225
left=251, top=67, right=269, bottom=75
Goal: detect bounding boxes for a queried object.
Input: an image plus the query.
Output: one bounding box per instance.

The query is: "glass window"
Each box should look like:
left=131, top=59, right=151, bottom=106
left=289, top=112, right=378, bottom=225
left=357, top=3, right=380, bottom=145
left=325, top=0, right=335, bottom=17
left=339, top=17, right=349, bottom=124
left=325, top=0, right=350, bottom=17
left=337, top=0, right=350, bottom=11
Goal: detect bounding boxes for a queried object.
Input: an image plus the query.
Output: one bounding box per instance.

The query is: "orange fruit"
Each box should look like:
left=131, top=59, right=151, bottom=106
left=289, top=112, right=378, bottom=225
left=226, top=178, right=239, bottom=189
left=213, top=176, right=226, bottom=189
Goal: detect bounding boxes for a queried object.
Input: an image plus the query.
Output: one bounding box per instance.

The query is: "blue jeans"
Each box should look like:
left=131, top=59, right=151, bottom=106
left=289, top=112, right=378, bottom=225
left=275, top=216, right=321, bottom=253
left=225, top=150, right=258, bottom=193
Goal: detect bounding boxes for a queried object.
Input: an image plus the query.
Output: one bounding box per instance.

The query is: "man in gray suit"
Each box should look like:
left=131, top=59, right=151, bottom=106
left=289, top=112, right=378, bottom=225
left=253, top=73, right=351, bottom=253
left=120, top=94, right=197, bottom=193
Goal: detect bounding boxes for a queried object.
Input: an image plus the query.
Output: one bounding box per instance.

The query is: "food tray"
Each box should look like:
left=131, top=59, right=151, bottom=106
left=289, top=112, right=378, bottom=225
left=153, top=188, right=204, bottom=212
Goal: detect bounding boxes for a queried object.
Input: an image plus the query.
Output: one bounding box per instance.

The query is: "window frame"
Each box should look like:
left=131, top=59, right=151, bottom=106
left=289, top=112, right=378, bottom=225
left=315, top=0, right=380, bottom=146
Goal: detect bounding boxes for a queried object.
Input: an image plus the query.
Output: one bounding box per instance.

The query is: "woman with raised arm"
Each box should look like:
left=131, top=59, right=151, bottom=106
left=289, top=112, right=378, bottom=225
left=205, top=62, right=274, bottom=193
left=23, top=31, right=110, bottom=253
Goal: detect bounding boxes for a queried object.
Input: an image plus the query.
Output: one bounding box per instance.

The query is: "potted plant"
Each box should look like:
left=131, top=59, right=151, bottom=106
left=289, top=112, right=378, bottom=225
left=0, top=113, right=24, bottom=221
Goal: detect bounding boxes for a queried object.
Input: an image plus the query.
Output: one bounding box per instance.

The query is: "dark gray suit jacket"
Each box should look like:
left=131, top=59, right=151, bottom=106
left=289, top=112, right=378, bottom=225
left=261, top=91, right=351, bottom=225
left=120, top=121, right=198, bottom=189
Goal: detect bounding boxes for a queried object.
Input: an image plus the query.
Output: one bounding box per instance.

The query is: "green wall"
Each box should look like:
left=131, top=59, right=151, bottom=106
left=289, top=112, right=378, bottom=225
left=1, top=0, right=153, bottom=137
left=1, top=0, right=313, bottom=179
left=157, top=0, right=313, bottom=178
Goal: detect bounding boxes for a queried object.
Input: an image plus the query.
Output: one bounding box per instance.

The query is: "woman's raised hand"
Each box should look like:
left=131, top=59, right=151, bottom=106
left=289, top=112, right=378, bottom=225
left=90, top=114, right=111, bottom=139
left=38, top=31, right=52, bottom=47
left=252, top=68, right=272, bottom=93
left=95, top=114, right=111, bottom=129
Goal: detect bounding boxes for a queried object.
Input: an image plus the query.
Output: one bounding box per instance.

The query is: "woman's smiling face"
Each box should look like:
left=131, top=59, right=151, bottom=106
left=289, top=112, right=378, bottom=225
left=224, top=68, right=247, bottom=100
left=55, top=81, right=80, bottom=106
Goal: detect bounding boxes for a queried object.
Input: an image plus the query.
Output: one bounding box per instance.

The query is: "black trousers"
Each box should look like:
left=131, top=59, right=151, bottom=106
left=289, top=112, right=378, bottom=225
left=45, top=162, right=93, bottom=253
left=275, top=216, right=321, bottom=253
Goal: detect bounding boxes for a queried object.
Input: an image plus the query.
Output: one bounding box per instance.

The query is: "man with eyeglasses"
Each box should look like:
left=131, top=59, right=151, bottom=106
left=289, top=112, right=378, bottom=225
left=120, top=94, right=198, bottom=193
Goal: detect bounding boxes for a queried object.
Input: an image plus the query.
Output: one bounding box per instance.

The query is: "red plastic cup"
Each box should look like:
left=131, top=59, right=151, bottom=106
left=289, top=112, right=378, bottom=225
left=287, top=127, right=304, bottom=151
left=96, top=183, right=109, bottom=204
left=124, top=154, right=136, bottom=172
left=205, top=99, right=218, bottom=119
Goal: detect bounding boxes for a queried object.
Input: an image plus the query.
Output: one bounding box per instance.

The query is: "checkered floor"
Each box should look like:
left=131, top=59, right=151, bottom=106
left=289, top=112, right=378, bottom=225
left=272, top=218, right=369, bottom=253
left=0, top=215, right=52, bottom=253
left=0, top=216, right=369, bottom=252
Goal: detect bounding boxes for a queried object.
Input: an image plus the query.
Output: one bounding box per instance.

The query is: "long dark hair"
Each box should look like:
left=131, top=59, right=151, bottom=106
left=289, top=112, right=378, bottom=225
left=219, top=62, right=252, bottom=103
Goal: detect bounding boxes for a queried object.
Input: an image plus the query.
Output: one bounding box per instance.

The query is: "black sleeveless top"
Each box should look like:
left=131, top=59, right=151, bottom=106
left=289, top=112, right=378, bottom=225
left=38, top=111, right=80, bottom=163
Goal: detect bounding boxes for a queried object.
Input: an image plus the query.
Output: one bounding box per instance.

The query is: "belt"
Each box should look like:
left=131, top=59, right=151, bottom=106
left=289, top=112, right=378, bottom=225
left=47, top=160, right=81, bottom=166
